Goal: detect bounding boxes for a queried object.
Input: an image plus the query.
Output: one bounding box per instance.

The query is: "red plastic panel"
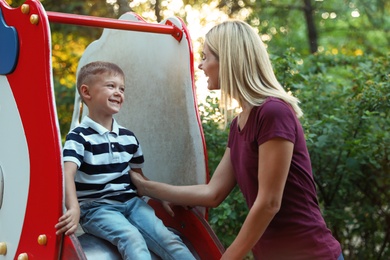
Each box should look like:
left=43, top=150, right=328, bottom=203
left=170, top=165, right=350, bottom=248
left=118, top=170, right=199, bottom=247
left=0, top=0, right=63, bottom=258
left=148, top=200, right=225, bottom=259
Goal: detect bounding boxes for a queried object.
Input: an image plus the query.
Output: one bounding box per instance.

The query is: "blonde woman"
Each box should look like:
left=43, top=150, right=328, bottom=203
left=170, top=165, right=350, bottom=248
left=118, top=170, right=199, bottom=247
left=131, top=20, right=343, bottom=259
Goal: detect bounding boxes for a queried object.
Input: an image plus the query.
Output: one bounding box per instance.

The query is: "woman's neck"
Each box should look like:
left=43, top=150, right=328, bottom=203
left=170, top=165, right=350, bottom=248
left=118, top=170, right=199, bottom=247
left=238, top=102, right=253, bottom=131
left=241, top=101, right=253, bottom=114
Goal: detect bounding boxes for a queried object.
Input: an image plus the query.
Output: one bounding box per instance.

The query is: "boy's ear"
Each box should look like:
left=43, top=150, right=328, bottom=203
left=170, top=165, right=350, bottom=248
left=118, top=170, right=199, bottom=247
left=80, top=84, right=91, bottom=101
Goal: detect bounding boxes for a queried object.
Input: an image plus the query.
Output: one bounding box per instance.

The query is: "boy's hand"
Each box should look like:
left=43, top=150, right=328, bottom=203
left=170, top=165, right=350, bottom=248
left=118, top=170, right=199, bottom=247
left=55, top=207, right=80, bottom=236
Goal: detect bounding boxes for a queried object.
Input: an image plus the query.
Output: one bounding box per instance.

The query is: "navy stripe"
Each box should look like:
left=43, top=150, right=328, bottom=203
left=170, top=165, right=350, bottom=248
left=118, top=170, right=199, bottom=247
left=72, top=126, right=99, bottom=136
left=123, top=143, right=139, bottom=154
left=79, top=162, right=129, bottom=175
left=82, top=143, right=140, bottom=155
left=88, top=143, right=110, bottom=155
left=119, top=128, right=135, bottom=136
left=76, top=176, right=136, bottom=191
left=63, top=149, right=84, bottom=162
left=66, top=132, right=85, bottom=143
left=106, top=193, right=137, bottom=202
left=75, top=175, right=135, bottom=190
left=130, top=156, right=144, bottom=164
left=78, top=191, right=137, bottom=202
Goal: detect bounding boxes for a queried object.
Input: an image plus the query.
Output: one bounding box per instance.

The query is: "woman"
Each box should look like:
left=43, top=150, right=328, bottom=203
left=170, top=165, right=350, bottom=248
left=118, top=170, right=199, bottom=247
left=131, top=20, right=343, bottom=259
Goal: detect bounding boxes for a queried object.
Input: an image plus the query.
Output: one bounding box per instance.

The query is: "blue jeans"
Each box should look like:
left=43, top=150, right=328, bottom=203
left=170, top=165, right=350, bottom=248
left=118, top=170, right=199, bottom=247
left=80, top=197, right=195, bottom=260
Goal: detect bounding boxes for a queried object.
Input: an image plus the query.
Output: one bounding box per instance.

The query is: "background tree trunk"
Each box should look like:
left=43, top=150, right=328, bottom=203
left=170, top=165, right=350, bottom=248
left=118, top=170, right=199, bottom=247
left=303, top=0, right=318, bottom=53
left=154, top=0, right=162, bottom=22
left=118, top=0, right=131, bottom=16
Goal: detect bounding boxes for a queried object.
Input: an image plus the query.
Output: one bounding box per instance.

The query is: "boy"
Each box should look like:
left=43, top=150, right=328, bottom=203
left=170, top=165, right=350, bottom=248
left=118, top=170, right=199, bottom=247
left=55, top=61, right=195, bottom=260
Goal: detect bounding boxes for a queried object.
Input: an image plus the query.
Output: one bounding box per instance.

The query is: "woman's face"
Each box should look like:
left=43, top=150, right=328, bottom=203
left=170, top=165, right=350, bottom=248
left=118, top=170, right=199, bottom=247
left=198, top=44, right=220, bottom=90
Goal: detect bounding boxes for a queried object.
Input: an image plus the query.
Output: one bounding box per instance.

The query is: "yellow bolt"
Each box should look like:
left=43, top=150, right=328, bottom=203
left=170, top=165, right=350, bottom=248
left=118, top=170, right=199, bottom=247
left=37, top=234, right=47, bottom=246
left=30, top=14, right=39, bottom=25
left=17, top=253, right=28, bottom=260
left=21, top=4, right=30, bottom=14
left=0, top=242, right=7, bottom=255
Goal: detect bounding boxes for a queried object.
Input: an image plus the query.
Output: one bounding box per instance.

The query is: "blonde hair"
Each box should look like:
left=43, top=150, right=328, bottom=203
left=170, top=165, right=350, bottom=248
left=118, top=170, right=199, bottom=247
left=205, top=20, right=303, bottom=120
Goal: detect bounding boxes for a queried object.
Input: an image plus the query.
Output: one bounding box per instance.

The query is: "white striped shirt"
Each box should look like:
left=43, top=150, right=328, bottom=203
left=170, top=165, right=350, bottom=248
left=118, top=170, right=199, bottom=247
left=63, top=116, right=144, bottom=204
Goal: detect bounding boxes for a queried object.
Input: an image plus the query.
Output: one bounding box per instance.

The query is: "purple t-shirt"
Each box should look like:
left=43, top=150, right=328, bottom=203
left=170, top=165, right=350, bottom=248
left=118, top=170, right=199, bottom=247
left=228, top=97, right=341, bottom=259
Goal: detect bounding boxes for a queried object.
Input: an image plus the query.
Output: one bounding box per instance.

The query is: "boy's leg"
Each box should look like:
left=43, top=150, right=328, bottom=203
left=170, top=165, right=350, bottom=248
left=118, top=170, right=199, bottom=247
left=80, top=201, right=152, bottom=260
left=125, top=197, right=196, bottom=260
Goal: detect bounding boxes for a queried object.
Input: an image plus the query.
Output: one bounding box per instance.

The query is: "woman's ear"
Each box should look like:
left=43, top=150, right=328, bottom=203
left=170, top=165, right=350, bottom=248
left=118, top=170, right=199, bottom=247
left=80, top=84, right=91, bottom=101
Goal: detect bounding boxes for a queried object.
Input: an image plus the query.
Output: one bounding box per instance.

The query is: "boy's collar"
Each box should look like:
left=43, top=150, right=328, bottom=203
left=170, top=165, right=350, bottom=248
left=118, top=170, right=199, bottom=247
left=83, top=116, right=119, bottom=135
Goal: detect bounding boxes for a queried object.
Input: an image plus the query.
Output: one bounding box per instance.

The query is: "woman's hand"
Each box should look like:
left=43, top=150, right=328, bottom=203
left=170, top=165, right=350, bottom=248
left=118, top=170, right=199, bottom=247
left=130, top=170, right=146, bottom=196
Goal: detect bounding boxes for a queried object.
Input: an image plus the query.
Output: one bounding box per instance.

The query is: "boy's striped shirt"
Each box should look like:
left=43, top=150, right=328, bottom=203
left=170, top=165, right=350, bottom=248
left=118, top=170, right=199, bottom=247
left=63, top=116, right=144, bottom=204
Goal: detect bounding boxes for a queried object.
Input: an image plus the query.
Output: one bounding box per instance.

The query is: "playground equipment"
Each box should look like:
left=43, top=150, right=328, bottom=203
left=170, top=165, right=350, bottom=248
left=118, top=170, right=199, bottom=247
left=0, top=0, right=224, bottom=258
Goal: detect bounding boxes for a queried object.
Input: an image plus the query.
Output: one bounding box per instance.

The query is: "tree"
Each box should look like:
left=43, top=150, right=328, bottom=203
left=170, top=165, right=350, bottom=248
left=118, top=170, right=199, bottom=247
left=214, top=0, right=389, bottom=55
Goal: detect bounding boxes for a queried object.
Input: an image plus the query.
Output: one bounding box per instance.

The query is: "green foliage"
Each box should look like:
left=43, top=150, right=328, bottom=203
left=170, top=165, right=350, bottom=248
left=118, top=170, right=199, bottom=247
left=51, top=32, right=90, bottom=140
left=296, top=53, right=390, bottom=259
left=240, top=0, right=390, bottom=56
left=198, top=95, right=228, bottom=170
left=198, top=96, right=248, bottom=247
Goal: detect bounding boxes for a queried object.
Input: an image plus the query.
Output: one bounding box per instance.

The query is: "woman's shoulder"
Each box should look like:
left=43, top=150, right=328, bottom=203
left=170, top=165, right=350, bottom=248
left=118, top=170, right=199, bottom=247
left=263, top=97, right=290, bottom=107
left=257, top=97, right=295, bottom=117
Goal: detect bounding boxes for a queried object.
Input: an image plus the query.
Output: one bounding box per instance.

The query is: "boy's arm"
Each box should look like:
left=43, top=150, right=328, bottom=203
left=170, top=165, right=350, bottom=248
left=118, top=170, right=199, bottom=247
left=55, top=161, right=80, bottom=235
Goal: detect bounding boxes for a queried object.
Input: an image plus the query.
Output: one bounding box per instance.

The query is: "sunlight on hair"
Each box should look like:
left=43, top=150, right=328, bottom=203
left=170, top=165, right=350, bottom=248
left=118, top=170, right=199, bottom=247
left=128, top=0, right=251, bottom=110
left=231, top=99, right=242, bottom=112
left=188, top=1, right=251, bottom=107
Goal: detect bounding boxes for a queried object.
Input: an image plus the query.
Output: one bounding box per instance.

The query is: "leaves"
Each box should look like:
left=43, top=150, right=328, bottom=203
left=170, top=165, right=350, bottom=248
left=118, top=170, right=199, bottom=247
left=297, top=52, right=390, bottom=258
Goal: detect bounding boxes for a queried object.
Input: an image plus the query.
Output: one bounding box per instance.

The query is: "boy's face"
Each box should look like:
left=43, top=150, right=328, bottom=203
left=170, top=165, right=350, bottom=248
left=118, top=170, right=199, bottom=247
left=84, top=72, right=125, bottom=116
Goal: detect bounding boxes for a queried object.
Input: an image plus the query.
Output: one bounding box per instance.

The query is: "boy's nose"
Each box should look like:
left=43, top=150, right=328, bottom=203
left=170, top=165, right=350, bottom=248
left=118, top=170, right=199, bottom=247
left=113, top=90, right=123, bottom=98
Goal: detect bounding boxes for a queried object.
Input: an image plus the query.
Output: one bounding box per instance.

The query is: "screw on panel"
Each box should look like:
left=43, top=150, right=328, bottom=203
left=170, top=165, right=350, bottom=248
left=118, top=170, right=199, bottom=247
left=18, top=252, right=28, bottom=260
left=37, top=234, right=47, bottom=246
left=30, top=14, right=39, bottom=25
left=21, top=4, right=30, bottom=14
left=0, top=242, right=7, bottom=255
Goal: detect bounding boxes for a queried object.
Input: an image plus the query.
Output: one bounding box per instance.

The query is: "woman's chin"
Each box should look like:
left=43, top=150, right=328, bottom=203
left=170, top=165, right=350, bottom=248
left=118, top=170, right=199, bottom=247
left=207, top=85, right=220, bottom=91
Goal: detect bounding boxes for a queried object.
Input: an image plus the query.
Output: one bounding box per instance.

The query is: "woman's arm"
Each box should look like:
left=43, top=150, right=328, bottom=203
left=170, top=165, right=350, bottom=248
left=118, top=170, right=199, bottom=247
left=130, top=148, right=236, bottom=208
left=55, top=162, right=80, bottom=235
left=222, top=138, right=293, bottom=259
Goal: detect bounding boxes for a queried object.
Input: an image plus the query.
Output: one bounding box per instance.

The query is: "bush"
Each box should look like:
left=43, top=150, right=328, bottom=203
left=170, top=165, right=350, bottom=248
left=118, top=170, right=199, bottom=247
left=198, top=96, right=249, bottom=250
left=297, top=53, right=390, bottom=259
